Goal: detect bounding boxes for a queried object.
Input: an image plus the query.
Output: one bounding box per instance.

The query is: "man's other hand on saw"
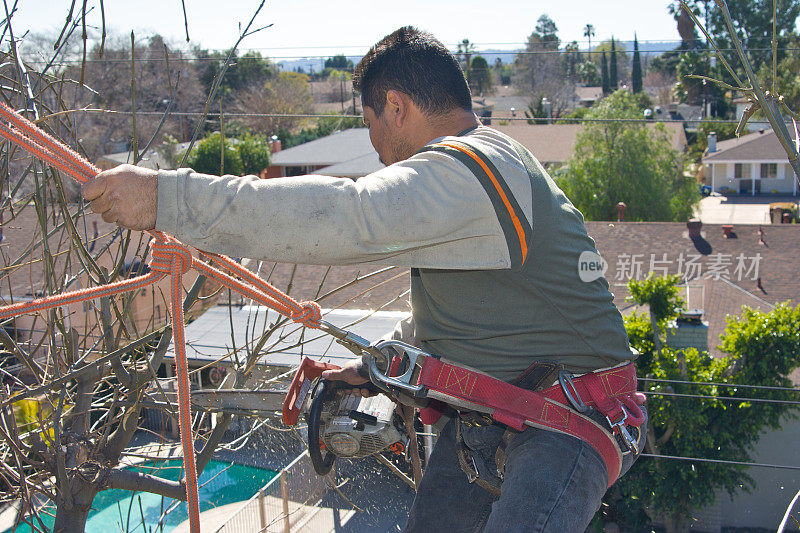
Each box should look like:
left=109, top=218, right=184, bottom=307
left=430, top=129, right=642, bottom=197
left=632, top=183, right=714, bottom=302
left=322, top=359, right=375, bottom=398
left=83, top=164, right=158, bottom=231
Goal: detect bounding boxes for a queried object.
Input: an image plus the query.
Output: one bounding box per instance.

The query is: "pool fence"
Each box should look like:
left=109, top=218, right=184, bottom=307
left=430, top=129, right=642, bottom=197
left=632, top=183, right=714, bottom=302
left=214, top=450, right=354, bottom=532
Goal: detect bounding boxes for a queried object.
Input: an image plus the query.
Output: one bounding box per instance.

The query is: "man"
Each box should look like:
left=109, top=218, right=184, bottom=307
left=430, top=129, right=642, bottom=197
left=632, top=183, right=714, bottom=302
left=84, top=27, right=644, bottom=532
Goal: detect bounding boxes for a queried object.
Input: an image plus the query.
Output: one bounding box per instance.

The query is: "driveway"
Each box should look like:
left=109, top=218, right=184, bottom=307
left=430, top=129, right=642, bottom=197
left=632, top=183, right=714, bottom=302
left=694, top=194, right=798, bottom=224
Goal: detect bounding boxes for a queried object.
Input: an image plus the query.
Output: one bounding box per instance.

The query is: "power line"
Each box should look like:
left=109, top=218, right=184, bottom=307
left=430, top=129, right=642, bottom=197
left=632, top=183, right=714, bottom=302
left=641, top=390, right=800, bottom=406
left=641, top=453, right=800, bottom=471
left=64, top=108, right=752, bottom=125
left=12, top=46, right=800, bottom=65
left=640, top=377, right=800, bottom=394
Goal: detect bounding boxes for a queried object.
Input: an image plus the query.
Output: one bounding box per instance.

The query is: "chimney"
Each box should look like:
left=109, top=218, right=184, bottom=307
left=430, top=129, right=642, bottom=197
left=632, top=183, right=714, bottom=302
left=666, top=309, right=708, bottom=353
left=616, top=202, right=627, bottom=222
left=707, top=131, right=717, bottom=153
left=722, top=224, right=734, bottom=238
left=269, top=135, right=282, bottom=153
left=687, top=219, right=702, bottom=239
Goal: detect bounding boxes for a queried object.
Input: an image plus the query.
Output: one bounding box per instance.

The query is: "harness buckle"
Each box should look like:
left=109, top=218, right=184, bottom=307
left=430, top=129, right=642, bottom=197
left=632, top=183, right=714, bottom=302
left=606, top=407, right=637, bottom=454
left=557, top=370, right=590, bottom=414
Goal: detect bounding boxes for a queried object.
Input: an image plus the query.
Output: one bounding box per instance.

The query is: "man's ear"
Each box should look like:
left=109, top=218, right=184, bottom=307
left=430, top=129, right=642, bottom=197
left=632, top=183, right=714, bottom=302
left=385, top=89, right=409, bottom=128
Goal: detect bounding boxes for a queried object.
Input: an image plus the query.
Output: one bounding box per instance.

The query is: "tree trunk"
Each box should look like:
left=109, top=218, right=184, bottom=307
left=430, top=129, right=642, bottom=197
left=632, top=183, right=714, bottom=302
left=53, top=495, right=92, bottom=533
left=662, top=512, right=688, bottom=533
left=649, top=312, right=662, bottom=353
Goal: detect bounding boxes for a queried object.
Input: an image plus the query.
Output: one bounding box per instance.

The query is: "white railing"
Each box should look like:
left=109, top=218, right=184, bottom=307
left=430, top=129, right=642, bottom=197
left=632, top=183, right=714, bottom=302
left=214, top=451, right=350, bottom=533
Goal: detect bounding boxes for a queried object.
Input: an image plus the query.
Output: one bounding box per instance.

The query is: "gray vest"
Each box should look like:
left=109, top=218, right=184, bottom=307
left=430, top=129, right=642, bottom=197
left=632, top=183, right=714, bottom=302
left=411, top=133, right=633, bottom=381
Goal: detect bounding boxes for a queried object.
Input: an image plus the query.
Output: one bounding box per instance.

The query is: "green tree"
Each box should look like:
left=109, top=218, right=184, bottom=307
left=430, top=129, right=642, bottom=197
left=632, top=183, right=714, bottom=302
left=601, top=276, right=800, bottom=532
left=564, top=41, right=581, bottom=82
left=583, top=24, right=595, bottom=59
left=456, top=38, right=477, bottom=84
left=324, top=54, right=353, bottom=70
left=671, top=0, right=800, bottom=72
left=758, top=33, right=800, bottom=113
left=578, top=61, right=601, bottom=86
left=632, top=35, right=643, bottom=93
left=185, top=132, right=243, bottom=175
left=184, top=132, right=271, bottom=176
left=469, top=56, right=493, bottom=95
left=609, top=37, right=619, bottom=90
left=559, top=90, right=697, bottom=222
left=535, top=14, right=560, bottom=49
left=194, top=48, right=276, bottom=99
left=601, top=51, right=610, bottom=94
left=236, top=134, right=272, bottom=175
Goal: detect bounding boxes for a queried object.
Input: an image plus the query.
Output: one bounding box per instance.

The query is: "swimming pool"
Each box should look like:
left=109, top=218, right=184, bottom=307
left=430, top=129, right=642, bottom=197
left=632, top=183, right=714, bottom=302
left=4, top=459, right=277, bottom=532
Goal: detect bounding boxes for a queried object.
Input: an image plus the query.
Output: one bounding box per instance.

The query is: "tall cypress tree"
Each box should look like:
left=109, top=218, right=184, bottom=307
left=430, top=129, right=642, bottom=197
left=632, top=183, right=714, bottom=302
left=601, top=51, right=610, bottom=95
left=610, top=36, right=618, bottom=90
left=632, top=34, right=643, bottom=94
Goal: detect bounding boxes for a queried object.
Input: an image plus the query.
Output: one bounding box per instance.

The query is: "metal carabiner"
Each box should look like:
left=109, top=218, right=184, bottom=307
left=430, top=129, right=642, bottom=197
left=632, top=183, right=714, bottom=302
left=606, top=406, right=638, bottom=454
left=367, top=340, right=428, bottom=396
left=557, top=369, right=590, bottom=414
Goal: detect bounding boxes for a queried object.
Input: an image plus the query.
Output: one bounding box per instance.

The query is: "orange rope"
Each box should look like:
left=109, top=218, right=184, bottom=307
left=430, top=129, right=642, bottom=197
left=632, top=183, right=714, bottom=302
left=0, top=103, right=323, bottom=532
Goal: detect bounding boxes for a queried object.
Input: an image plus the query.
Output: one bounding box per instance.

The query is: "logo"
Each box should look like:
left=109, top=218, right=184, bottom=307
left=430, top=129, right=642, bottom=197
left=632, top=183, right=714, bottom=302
left=578, top=251, right=608, bottom=283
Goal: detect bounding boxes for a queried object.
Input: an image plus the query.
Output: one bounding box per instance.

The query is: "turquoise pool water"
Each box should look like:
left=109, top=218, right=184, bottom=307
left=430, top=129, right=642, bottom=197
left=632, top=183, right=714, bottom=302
left=5, top=459, right=277, bottom=532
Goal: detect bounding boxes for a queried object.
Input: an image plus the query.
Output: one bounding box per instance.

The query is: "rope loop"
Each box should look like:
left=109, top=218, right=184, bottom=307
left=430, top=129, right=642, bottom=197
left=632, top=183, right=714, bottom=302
left=149, top=239, right=193, bottom=275
left=290, top=301, right=322, bottom=328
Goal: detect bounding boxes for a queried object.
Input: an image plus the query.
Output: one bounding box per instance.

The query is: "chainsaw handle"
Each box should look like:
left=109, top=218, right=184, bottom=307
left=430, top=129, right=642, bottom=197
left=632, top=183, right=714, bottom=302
left=282, top=357, right=340, bottom=426
left=307, top=379, right=337, bottom=476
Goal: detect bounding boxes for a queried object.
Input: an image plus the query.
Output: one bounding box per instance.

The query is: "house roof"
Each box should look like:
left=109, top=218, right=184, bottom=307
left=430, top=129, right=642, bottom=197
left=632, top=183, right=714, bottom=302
left=318, top=152, right=384, bottom=178
left=491, top=123, right=687, bottom=164
left=270, top=128, right=374, bottom=167
left=96, top=142, right=191, bottom=170
left=703, top=129, right=793, bottom=162
left=222, top=221, right=799, bottom=360
left=574, top=86, right=603, bottom=103
left=585, top=221, right=798, bottom=356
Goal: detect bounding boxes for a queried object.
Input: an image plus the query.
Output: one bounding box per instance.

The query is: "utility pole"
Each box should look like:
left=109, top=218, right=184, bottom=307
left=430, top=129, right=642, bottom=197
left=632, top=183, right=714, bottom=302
left=340, top=73, right=345, bottom=112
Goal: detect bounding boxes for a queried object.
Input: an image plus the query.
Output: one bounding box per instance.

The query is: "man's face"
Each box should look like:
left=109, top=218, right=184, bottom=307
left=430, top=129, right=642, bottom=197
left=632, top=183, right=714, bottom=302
left=363, top=104, right=413, bottom=166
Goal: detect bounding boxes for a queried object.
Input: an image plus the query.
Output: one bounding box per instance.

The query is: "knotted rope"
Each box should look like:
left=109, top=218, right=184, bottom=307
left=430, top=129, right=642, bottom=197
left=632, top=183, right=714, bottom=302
left=0, top=102, right=323, bottom=532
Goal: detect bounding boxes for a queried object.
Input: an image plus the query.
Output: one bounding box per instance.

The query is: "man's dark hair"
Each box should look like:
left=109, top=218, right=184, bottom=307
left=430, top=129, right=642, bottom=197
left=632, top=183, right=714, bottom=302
left=353, top=26, right=472, bottom=116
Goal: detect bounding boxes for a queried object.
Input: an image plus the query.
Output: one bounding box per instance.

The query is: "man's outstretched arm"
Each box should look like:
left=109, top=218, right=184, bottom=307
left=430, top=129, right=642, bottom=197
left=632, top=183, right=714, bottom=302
left=83, top=156, right=512, bottom=269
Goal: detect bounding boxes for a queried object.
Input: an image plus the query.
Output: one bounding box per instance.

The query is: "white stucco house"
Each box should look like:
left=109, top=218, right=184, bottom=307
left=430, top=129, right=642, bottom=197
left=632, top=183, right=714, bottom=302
left=702, top=128, right=799, bottom=195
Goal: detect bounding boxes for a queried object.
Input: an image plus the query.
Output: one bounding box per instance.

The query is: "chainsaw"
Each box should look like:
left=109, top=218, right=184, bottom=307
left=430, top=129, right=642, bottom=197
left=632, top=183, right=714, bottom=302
left=182, top=321, right=415, bottom=475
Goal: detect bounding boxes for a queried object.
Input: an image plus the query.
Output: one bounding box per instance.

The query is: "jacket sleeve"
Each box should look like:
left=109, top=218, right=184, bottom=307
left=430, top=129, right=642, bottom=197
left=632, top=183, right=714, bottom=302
left=155, top=150, right=512, bottom=269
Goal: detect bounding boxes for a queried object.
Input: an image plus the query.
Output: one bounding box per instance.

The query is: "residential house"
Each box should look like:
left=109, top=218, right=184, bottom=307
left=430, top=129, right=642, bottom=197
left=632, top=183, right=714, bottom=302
left=702, top=128, right=799, bottom=196
left=491, top=122, right=687, bottom=167
left=265, top=128, right=382, bottom=179
left=96, top=142, right=191, bottom=172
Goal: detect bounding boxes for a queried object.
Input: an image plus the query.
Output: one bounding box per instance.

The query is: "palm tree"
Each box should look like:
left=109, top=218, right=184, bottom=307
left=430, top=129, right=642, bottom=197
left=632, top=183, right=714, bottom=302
left=583, top=24, right=595, bottom=59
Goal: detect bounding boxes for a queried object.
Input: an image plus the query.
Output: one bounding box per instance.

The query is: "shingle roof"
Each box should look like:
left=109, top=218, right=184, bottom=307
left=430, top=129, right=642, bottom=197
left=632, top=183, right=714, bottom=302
left=317, top=152, right=384, bottom=178
left=585, top=221, right=798, bottom=356
left=703, top=129, right=792, bottom=162
left=249, top=221, right=799, bottom=359
left=574, top=86, right=603, bottom=102
left=270, top=128, right=374, bottom=167
left=491, top=123, right=687, bottom=164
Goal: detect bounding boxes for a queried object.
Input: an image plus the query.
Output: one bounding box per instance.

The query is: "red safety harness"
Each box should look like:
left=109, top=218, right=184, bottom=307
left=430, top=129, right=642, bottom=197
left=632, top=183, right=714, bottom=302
left=287, top=351, right=646, bottom=489
left=414, top=358, right=645, bottom=487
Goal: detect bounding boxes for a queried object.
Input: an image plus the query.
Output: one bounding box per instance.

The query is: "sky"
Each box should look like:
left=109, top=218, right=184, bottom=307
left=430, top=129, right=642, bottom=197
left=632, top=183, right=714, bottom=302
left=12, top=0, right=682, bottom=60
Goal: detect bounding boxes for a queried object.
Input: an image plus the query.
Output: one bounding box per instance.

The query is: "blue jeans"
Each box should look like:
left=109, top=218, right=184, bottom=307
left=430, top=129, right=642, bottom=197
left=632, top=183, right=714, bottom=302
left=403, top=408, right=647, bottom=533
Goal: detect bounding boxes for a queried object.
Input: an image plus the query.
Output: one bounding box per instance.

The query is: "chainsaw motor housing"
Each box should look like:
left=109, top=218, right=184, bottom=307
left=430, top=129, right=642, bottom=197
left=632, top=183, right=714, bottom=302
left=306, top=378, right=407, bottom=475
